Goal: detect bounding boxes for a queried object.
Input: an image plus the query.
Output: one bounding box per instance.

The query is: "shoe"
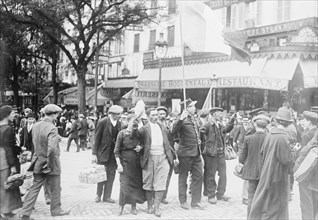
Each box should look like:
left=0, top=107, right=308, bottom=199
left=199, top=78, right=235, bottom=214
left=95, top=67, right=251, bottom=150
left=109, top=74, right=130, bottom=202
left=191, top=203, right=205, bottom=210
left=46, top=200, right=51, bottom=205
left=51, top=210, right=70, bottom=217
left=119, top=206, right=124, bottom=215
left=64, top=150, right=69, bottom=152
left=95, top=196, right=101, bottom=203
left=242, top=198, right=248, bottom=205
left=131, top=208, right=137, bottom=215
left=104, top=198, right=115, bottom=203
left=180, top=203, right=189, bottom=210
left=154, top=209, right=161, bottom=217
left=18, top=215, right=34, bottom=220
left=146, top=205, right=154, bottom=214
left=217, top=195, right=231, bottom=201
left=161, top=199, right=168, bottom=204
left=208, top=197, right=217, bottom=204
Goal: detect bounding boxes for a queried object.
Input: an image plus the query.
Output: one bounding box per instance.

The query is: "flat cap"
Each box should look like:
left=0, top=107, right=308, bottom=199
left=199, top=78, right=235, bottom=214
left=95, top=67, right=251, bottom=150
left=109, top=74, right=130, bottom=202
left=156, top=106, right=168, bottom=112
left=43, top=104, right=62, bottom=114
left=210, top=107, right=223, bottom=114
left=108, top=105, right=123, bottom=114
left=198, top=109, right=210, bottom=118
left=249, top=108, right=263, bottom=117
left=24, top=108, right=32, bottom=113
left=253, top=114, right=270, bottom=123
left=78, top=114, right=85, bottom=118
left=180, top=98, right=197, bottom=108
left=303, top=111, right=318, bottom=124
left=26, top=112, right=37, bottom=119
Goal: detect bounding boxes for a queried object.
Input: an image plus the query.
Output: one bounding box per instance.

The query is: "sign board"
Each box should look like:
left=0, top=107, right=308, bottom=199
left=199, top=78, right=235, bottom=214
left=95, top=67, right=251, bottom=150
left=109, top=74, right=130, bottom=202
left=242, top=17, right=318, bottom=37
left=132, top=89, right=167, bottom=104
left=136, top=76, right=288, bottom=91
left=290, top=26, right=318, bottom=45
left=205, top=0, right=255, bottom=9
left=63, top=87, right=94, bottom=105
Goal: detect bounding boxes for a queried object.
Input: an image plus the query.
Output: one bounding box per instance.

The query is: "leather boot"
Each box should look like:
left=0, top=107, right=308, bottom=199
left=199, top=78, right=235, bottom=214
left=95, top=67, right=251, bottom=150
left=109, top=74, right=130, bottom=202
left=145, top=190, right=154, bottom=214
left=154, top=191, right=164, bottom=217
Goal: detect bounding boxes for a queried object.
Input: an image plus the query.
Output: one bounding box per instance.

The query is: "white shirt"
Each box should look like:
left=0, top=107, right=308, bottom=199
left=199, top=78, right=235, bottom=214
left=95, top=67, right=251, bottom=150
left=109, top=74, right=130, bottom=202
left=149, top=122, right=164, bottom=155
left=110, top=118, right=117, bottom=127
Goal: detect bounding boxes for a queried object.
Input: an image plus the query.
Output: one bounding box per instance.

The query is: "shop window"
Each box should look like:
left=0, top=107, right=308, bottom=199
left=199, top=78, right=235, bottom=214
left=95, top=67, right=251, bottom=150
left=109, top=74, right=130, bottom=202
left=149, top=30, right=156, bottom=50
left=167, top=25, right=175, bottom=47
left=278, top=36, right=288, bottom=46
left=151, top=0, right=157, bottom=15
left=269, top=38, right=276, bottom=47
left=133, top=33, right=140, bottom=53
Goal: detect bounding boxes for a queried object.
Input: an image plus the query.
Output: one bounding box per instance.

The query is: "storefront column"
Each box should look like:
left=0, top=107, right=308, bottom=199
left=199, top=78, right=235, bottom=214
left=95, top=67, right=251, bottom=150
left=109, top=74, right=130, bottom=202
left=212, top=88, right=216, bottom=107
left=263, top=90, right=268, bottom=110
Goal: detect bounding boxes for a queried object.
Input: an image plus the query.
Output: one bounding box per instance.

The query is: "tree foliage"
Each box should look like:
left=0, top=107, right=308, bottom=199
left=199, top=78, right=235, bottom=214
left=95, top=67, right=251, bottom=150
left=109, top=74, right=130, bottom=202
left=1, top=0, right=154, bottom=113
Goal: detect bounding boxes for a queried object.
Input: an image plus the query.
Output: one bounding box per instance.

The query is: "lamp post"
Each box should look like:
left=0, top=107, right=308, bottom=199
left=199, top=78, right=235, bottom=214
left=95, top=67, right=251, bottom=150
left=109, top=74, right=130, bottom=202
left=154, top=33, right=168, bottom=106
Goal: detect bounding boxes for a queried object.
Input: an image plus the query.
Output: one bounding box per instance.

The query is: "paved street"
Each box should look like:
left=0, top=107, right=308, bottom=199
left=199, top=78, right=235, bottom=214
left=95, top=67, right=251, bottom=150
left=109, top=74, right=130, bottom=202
left=16, top=138, right=302, bottom=219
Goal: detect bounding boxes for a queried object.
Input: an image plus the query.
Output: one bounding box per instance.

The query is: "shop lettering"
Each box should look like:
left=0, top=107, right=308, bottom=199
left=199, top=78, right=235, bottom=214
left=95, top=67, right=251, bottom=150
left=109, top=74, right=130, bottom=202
left=206, top=0, right=254, bottom=9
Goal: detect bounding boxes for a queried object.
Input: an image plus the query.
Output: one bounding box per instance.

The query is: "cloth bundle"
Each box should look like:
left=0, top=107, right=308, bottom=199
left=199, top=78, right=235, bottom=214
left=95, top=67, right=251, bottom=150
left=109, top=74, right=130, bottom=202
left=5, top=173, right=25, bottom=190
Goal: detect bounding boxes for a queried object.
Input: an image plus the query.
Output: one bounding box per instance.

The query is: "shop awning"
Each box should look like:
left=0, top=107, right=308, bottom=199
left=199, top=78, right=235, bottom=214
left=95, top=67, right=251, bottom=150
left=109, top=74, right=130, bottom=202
left=104, top=78, right=136, bottom=88
left=299, top=59, right=318, bottom=88
left=136, top=57, right=299, bottom=91
left=86, top=84, right=110, bottom=106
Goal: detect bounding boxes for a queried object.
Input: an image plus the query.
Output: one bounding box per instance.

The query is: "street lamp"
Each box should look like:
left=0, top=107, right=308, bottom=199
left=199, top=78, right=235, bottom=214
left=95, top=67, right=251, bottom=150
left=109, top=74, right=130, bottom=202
left=154, top=32, right=168, bottom=106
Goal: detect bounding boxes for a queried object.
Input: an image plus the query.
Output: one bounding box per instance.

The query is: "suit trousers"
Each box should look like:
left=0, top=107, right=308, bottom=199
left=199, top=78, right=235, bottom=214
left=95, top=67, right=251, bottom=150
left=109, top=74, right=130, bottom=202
left=96, top=158, right=117, bottom=200
left=299, top=180, right=318, bottom=220
left=79, top=135, right=87, bottom=150
left=66, top=137, right=79, bottom=151
left=20, top=174, right=62, bottom=216
left=178, top=156, right=202, bottom=205
left=203, top=155, right=227, bottom=199
left=247, top=179, right=259, bottom=216
left=162, top=164, right=173, bottom=201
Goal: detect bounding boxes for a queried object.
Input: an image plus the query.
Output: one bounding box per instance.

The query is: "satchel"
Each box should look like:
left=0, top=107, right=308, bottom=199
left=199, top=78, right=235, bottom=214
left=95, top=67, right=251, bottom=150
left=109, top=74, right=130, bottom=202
left=224, top=144, right=237, bottom=160
left=5, top=173, right=25, bottom=190
left=294, top=147, right=318, bottom=183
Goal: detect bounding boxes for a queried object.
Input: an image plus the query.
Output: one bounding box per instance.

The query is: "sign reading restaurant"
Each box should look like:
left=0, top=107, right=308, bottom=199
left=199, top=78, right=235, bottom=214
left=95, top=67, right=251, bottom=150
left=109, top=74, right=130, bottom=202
left=136, top=76, right=288, bottom=91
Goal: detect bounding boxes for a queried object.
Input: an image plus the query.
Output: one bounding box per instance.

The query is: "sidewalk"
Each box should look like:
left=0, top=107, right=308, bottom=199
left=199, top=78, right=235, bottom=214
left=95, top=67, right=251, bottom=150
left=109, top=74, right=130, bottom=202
left=17, top=138, right=302, bottom=219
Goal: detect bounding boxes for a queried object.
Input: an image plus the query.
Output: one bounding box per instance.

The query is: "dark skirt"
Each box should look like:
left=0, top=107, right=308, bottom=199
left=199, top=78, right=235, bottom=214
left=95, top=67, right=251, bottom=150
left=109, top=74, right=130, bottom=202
left=0, top=168, right=22, bottom=214
left=119, top=150, right=146, bottom=206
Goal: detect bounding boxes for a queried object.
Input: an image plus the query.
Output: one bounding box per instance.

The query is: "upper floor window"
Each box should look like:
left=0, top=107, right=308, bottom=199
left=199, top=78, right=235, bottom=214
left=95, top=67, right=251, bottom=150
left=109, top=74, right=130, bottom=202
left=167, top=25, right=175, bottom=47
left=133, top=33, right=140, bottom=53
left=277, top=0, right=290, bottom=22
left=256, top=0, right=262, bottom=26
left=151, top=0, right=157, bottom=15
left=230, top=4, right=237, bottom=29
left=168, top=0, right=176, bottom=15
left=149, top=30, right=156, bottom=50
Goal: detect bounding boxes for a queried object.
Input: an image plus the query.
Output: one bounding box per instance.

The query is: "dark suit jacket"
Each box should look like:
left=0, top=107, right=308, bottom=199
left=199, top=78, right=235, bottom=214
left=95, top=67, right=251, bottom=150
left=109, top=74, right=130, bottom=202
left=30, top=118, right=61, bottom=175
left=20, top=126, right=34, bottom=153
left=78, top=118, right=88, bottom=136
left=135, top=122, right=173, bottom=169
left=93, top=117, right=121, bottom=164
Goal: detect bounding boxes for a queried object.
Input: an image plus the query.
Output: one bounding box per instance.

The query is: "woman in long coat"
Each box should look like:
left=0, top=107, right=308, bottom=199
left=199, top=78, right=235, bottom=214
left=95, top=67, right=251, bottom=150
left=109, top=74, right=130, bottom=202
left=114, top=114, right=146, bottom=215
left=248, top=107, right=299, bottom=220
left=0, top=105, right=22, bottom=219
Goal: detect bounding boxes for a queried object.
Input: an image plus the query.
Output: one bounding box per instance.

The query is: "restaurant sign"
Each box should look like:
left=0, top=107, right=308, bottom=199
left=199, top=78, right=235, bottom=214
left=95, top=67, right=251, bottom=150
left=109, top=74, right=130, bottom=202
left=63, top=87, right=94, bottom=105
left=136, top=76, right=288, bottom=91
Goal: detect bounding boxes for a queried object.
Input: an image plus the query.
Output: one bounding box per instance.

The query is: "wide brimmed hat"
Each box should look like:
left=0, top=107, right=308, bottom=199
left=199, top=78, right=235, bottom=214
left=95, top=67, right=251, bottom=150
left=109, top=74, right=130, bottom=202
left=180, top=98, right=197, bottom=108
left=275, top=107, right=293, bottom=122
left=43, top=104, right=62, bottom=114
left=108, top=105, right=123, bottom=114
left=209, top=107, right=223, bottom=114
left=303, top=111, right=318, bottom=124
left=310, top=106, right=318, bottom=113
left=249, top=108, right=264, bottom=117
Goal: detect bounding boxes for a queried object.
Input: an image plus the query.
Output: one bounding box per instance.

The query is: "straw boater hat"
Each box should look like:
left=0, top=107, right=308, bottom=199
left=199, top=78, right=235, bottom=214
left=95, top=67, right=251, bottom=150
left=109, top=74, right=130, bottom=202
left=275, top=107, right=293, bottom=122
left=156, top=106, right=168, bottom=113
left=209, top=107, right=223, bottom=114
left=303, top=111, right=318, bottom=125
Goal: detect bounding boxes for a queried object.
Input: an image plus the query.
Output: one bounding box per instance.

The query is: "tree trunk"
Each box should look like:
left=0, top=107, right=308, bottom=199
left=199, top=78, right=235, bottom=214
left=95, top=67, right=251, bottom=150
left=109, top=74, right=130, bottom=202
left=12, top=57, right=20, bottom=108
left=52, top=53, right=58, bottom=104
left=77, top=67, right=87, bottom=114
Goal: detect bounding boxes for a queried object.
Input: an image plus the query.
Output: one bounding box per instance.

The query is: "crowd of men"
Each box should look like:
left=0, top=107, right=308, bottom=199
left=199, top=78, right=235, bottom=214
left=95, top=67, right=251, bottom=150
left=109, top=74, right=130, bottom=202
left=1, top=100, right=317, bottom=220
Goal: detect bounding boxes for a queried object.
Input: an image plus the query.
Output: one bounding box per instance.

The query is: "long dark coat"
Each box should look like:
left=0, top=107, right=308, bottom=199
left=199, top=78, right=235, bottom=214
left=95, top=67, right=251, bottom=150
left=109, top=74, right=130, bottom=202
left=93, top=117, right=121, bottom=164
left=248, top=127, right=295, bottom=220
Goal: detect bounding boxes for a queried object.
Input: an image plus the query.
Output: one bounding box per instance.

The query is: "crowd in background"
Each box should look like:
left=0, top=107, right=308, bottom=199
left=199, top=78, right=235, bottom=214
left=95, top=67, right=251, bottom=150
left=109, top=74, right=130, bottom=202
left=0, top=101, right=317, bottom=220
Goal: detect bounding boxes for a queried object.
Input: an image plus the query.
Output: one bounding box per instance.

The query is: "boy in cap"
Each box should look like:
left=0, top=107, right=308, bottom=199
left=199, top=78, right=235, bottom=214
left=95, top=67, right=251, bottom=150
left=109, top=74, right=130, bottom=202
left=19, top=104, right=70, bottom=220
left=77, top=114, right=89, bottom=151
left=239, top=114, right=270, bottom=216
left=92, top=105, right=123, bottom=203
left=172, top=99, right=204, bottom=210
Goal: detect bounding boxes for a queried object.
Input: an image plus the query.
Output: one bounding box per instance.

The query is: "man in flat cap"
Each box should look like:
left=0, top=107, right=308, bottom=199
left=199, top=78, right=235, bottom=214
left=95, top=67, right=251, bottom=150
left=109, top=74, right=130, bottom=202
left=298, top=110, right=318, bottom=219
left=239, top=114, right=270, bottom=216
left=172, top=98, right=204, bottom=210
left=245, top=108, right=265, bottom=136
left=92, top=105, right=123, bottom=203
left=77, top=114, right=89, bottom=151
left=200, top=107, right=236, bottom=205
left=19, top=104, right=70, bottom=219
left=156, top=106, right=173, bottom=205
